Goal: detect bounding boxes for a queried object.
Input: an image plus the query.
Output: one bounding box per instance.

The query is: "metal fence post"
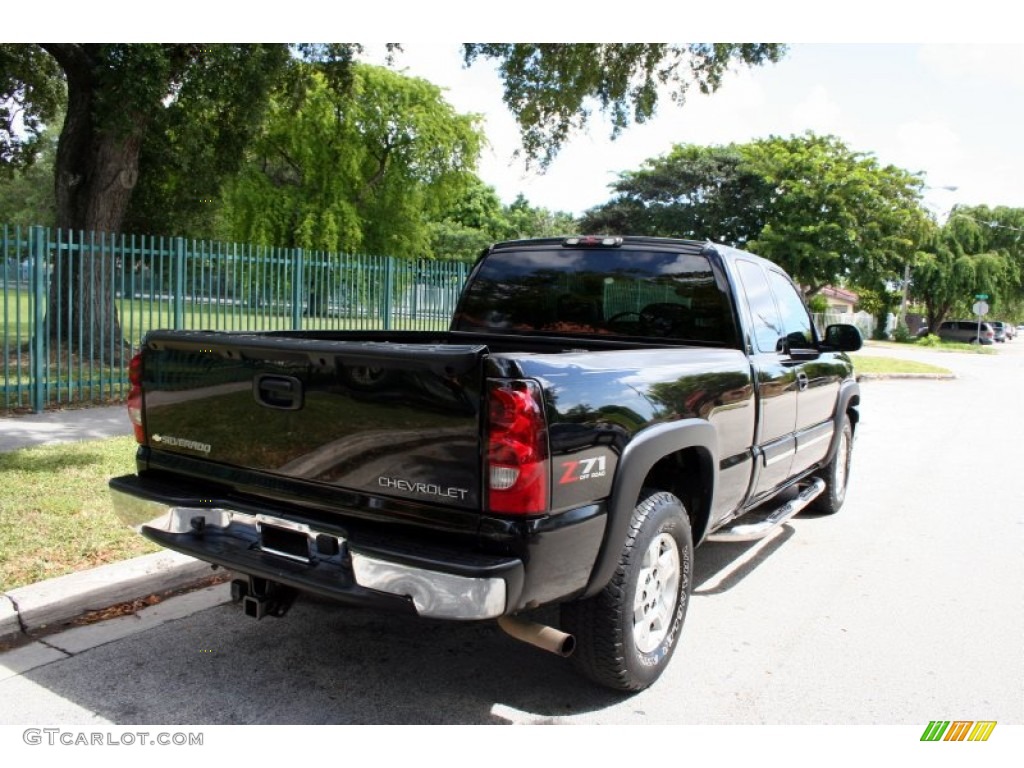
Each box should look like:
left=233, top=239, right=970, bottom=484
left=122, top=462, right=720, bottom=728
left=173, top=237, right=186, bottom=329
left=382, top=256, right=395, bottom=331
left=30, top=226, right=47, bottom=412
left=291, top=247, right=304, bottom=330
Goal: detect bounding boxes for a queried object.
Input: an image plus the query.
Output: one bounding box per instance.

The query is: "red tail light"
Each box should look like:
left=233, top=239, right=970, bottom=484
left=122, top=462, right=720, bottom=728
left=127, top=352, right=145, bottom=444
left=486, top=380, right=549, bottom=514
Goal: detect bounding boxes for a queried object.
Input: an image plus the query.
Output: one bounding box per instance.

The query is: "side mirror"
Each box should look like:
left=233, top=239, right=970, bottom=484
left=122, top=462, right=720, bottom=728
left=824, top=324, right=863, bottom=352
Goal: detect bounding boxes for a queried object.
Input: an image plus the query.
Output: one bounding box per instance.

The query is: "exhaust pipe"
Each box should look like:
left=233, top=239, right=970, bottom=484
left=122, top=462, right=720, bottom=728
left=498, top=616, right=575, bottom=657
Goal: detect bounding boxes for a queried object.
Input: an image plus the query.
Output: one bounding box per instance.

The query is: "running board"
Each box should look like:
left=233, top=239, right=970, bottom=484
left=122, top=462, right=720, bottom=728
left=706, top=478, right=826, bottom=543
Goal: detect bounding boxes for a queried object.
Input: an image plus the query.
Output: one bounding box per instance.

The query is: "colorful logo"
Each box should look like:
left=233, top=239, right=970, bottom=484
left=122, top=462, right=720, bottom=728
left=921, top=721, right=997, bottom=742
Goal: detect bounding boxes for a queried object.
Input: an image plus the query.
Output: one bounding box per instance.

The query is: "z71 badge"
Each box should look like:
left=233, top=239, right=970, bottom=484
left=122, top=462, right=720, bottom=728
left=559, top=456, right=607, bottom=485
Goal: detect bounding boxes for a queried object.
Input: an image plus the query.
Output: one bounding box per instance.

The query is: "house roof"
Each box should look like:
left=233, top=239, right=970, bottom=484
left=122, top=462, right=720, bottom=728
left=819, top=285, right=859, bottom=303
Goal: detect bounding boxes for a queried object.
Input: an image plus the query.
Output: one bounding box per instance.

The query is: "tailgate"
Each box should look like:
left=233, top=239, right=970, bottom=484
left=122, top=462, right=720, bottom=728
left=139, top=331, right=485, bottom=510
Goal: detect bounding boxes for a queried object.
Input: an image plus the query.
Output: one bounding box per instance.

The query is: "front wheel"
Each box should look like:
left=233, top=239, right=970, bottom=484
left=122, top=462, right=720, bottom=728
left=811, top=414, right=854, bottom=514
left=561, top=490, right=693, bottom=691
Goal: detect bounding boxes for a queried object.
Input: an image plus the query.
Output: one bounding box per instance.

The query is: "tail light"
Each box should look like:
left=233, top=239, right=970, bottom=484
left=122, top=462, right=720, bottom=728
left=486, top=379, right=549, bottom=514
left=127, top=352, right=145, bottom=444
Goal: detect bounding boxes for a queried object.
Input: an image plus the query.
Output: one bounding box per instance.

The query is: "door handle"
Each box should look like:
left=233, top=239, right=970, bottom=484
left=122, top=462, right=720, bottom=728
left=796, top=371, right=809, bottom=391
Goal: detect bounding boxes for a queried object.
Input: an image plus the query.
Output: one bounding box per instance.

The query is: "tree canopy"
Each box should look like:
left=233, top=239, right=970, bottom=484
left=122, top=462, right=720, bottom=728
left=579, top=143, right=771, bottom=245
left=427, top=183, right=576, bottom=262
left=463, top=44, right=786, bottom=167
left=912, top=205, right=1023, bottom=329
left=581, top=133, right=928, bottom=295
left=222, top=61, right=484, bottom=258
left=742, top=134, right=926, bottom=295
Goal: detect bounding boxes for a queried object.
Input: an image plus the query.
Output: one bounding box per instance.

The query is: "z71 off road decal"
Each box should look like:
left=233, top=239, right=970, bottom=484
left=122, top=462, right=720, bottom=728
left=559, top=456, right=607, bottom=484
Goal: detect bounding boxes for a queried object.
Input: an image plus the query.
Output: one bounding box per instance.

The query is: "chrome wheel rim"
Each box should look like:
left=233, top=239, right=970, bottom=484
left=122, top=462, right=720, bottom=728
left=632, top=532, right=680, bottom=654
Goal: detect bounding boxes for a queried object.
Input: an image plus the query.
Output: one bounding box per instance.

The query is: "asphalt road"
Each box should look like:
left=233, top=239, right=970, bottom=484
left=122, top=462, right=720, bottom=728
left=1, top=341, right=1022, bottom=728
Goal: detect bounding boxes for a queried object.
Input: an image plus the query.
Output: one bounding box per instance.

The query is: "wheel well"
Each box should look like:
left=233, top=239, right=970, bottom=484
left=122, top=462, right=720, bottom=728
left=846, top=397, right=860, bottom=434
left=640, top=446, right=713, bottom=542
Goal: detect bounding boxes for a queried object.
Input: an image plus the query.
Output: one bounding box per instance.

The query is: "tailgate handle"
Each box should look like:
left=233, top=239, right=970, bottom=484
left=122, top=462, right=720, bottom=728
left=254, top=374, right=304, bottom=410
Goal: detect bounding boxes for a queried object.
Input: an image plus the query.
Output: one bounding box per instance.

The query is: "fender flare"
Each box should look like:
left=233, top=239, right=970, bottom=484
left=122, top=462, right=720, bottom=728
left=582, top=419, right=718, bottom=598
left=822, top=379, right=860, bottom=465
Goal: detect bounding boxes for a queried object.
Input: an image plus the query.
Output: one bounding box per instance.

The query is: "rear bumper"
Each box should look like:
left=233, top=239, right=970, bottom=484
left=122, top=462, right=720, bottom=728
left=109, top=474, right=521, bottom=620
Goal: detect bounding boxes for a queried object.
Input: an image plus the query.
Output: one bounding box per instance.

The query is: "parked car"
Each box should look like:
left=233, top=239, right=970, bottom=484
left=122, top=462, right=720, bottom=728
left=936, top=320, right=994, bottom=345
left=988, top=321, right=1008, bottom=343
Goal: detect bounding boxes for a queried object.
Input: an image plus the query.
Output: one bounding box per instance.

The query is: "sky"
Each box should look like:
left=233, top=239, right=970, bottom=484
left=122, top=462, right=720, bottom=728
left=356, top=42, right=1024, bottom=220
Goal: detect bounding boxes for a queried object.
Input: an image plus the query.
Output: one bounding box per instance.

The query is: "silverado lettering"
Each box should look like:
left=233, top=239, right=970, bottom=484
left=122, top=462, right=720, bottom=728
left=111, top=236, right=862, bottom=691
left=150, top=434, right=211, bottom=455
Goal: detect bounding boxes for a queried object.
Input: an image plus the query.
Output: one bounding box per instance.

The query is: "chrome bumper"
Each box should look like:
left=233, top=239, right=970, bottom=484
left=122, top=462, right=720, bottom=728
left=110, top=482, right=509, bottom=620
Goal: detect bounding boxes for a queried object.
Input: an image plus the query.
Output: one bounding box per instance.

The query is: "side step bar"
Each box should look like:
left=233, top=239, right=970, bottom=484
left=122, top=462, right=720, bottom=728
left=706, top=478, right=826, bottom=543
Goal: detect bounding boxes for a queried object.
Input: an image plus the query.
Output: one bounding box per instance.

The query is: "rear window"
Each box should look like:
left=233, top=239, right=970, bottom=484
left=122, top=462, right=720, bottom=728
left=452, top=248, right=737, bottom=345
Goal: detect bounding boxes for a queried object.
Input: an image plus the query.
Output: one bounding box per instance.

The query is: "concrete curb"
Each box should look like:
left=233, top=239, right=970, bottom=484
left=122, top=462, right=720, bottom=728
left=1, top=551, right=215, bottom=642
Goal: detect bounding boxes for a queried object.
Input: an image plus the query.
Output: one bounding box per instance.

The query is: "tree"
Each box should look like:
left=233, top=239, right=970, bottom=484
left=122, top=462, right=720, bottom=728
left=743, top=134, right=927, bottom=295
left=1, top=44, right=292, bottom=357
left=222, top=62, right=484, bottom=258
left=501, top=194, right=576, bottom=240
left=0, top=45, right=64, bottom=172
left=579, top=144, right=770, bottom=243
left=0, top=120, right=57, bottom=227
left=912, top=206, right=1022, bottom=330
left=463, top=44, right=786, bottom=167
left=581, top=133, right=928, bottom=296
left=428, top=186, right=578, bottom=262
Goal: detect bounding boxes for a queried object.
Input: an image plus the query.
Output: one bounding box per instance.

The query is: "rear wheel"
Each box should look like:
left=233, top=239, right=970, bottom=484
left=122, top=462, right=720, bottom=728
left=561, top=490, right=693, bottom=691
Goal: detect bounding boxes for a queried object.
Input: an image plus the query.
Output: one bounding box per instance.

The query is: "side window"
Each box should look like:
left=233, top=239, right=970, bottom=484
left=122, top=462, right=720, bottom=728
left=735, top=260, right=782, bottom=353
left=767, top=270, right=814, bottom=347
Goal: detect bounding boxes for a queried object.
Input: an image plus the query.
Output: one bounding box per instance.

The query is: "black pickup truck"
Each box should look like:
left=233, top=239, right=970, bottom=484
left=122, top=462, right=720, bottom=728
left=110, top=236, right=862, bottom=691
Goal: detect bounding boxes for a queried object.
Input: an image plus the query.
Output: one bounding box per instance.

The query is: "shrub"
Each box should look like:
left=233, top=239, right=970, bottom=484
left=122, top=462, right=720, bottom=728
left=893, top=322, right=913, bottom=343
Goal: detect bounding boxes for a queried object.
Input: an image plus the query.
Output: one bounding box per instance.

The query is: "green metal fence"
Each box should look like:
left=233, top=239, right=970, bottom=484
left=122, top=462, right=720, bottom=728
left=2, top=225, right=470, bottom=412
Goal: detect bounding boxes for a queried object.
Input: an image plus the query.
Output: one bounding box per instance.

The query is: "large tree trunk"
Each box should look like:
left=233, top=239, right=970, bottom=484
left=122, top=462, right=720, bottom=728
left=41, top=44, right=146, bottom=362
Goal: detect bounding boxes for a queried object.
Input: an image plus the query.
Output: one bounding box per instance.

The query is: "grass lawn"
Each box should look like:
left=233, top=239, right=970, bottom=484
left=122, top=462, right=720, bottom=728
left=4, top=291, right=447, bottom=346
left=0, top=436, right=158, bottom=591
left=868, top=338, right=996, bottom=354
left=850, top=355, right=953, bottom=375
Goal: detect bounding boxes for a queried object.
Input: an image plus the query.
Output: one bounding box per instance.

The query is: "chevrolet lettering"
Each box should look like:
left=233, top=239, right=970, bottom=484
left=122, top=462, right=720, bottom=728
left=110, top=236, right=862, bottom=691
left=377, top=476, right=469, bottom=500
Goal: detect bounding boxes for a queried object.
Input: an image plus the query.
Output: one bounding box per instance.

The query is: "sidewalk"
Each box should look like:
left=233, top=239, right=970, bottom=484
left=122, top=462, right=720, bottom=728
left=1, top=405, right=212, bottom=645
left=0, top=405, right=132, bottom=452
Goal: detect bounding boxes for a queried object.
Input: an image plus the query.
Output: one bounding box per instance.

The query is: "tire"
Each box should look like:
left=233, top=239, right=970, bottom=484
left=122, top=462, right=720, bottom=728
left=811, top=414, right=853, bottom=514
left=561, top=490, right=693, bottom=691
